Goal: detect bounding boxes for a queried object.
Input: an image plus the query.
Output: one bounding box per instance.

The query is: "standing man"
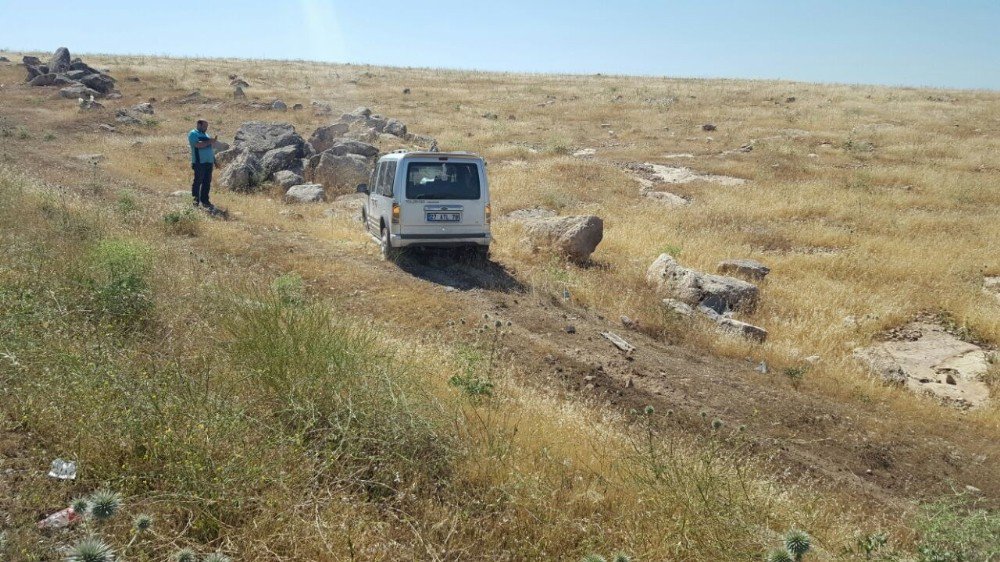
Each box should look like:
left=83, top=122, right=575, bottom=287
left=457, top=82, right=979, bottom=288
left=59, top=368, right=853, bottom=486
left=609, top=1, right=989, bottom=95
left=188, top=120, right=220, bottom=210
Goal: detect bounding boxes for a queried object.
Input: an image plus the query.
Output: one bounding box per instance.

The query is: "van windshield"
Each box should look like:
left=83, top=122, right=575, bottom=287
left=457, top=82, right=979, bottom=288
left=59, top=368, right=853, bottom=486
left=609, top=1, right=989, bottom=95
left=405, top=162, right=481, bottom=200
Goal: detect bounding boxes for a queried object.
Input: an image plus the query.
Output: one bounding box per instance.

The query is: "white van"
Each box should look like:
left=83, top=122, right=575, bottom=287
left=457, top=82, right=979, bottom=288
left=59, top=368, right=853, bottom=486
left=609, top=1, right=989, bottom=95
left=358, top=151, right=491, bottom=260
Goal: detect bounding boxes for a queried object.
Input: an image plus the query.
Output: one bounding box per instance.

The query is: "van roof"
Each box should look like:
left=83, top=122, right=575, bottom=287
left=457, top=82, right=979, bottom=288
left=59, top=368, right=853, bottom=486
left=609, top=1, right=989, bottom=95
left=379, top=150, right=484, bottom=161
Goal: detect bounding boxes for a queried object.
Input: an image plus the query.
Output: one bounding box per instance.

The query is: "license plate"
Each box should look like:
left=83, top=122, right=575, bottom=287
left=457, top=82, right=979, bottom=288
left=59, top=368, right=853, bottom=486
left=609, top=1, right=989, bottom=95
left=427, top=212, right=460, bottom=222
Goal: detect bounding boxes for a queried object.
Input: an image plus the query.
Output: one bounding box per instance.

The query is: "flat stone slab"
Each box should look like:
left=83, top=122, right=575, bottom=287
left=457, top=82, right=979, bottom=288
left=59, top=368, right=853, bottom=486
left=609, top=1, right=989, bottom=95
left=643, top=163, right=747, bottom=186
left=855, top=323, right=992, bottom=409
left=643, top=191, right=690, bottom=206
left=983, top=276, right=1000, bottom=303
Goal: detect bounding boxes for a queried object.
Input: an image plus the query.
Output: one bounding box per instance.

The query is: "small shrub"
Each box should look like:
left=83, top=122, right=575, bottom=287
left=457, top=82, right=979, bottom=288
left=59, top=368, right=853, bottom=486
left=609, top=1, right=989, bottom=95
left=660, top=244, right=682, bottom=258
left=162, top=208, right=199, bottom=236
left=173, top=549, right=198, bottom=562
left=88, top=239, right=153, bottom=324
left=271, top=272, right=305, bottom=306
left=783, top=367, right=806, bottom=389
left=766, top=548, right=794, bottom=562
left=44, top=131, right=56, bottom=141
left=203, top=552, right=232, bottom=562
left=16, top=127, right=30, bottom=140
left=116, top=191, right=140, bottom=219
left=915, top=494, right=999, bottom=562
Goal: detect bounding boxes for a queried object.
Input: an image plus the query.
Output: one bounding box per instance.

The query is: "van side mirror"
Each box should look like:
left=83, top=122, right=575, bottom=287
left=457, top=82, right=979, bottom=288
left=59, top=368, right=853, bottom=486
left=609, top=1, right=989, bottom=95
left=356, top=183, right=369, bottom=195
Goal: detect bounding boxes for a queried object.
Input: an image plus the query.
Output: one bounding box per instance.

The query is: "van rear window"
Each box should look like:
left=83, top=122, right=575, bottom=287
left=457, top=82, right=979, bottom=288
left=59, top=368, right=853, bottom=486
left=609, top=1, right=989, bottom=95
left=405, top=162, right=481, bottom=200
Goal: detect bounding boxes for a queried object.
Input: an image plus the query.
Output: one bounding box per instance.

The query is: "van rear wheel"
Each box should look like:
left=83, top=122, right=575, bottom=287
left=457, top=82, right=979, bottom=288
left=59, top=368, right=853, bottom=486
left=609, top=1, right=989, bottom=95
left=380, top=226, right=396, bottom=262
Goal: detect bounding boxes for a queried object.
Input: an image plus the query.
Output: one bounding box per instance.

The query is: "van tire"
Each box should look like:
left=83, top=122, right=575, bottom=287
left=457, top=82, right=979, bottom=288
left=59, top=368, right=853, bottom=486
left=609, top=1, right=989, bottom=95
left=380, top=226, right=397, bottom=262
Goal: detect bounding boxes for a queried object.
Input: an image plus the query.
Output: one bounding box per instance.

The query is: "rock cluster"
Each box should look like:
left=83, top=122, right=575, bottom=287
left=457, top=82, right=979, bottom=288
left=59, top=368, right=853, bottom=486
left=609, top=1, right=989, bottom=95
left=218, top=107, right=428, bottom=201
left=23, top=47, right=119, bottom=99
left=648, top=254, right=768, bottom=341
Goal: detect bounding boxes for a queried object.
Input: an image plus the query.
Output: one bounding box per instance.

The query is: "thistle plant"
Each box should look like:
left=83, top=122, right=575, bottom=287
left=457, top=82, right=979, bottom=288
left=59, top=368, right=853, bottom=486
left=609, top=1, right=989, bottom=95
left=173, top=548, right=198, bottom=562
left=785, top=529, right=811, bottom=561
left=612, top=554, right=631, bottom=562
left=71, top=497, right=91, bottom=517
left=711, top=418, right=724, bottom=431
left=766, top=548, right=793, bottom=562
left=89, top=490, right=122, bottom=522
left=203, top=552, right=232, bottom=562
left=581, top=555, right=607, bottom=562
left=65, top=537, right=115, bottom=562
left=133, top=514, right=153, bottom=533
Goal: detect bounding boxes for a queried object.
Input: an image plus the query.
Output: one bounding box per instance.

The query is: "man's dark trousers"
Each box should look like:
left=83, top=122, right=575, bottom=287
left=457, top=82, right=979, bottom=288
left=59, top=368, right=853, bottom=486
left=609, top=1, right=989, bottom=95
left=191, top=163, right=214, bottom=205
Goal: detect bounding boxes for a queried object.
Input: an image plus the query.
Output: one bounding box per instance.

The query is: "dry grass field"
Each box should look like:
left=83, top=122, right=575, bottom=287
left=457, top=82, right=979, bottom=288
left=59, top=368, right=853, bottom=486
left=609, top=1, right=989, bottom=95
left=0, top=50, right=998, bottom=561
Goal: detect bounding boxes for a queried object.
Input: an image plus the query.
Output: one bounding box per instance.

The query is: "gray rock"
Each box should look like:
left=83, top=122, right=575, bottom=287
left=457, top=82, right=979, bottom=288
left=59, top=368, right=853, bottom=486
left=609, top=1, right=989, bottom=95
left=22, top=55, right=41, bottom=66
left=230, top=78, right=250, bottom=88
left=271, top=99, right=287, bottom=111
left=702, top=123, right=717, bottom=132
left=308, top=122, right=350, bottom=153
left=309, top=152, right=372, bottom=194
left=311, top=101, right=332, bottom=115
left=341, top=106, right=372, bottom=121
left=717, top=259, right=770, bottom=280
left=284, top=183, right=325, bottom=203
left=131, top=102, right=154, bottom=115
left=27, top=73, right=59, bottom=86
left=292, top=103, right=303, bottom=111
left=716, top=317, right=768, bottom=342
left=345, top=128, right=379, bottom=143
left=64, top=70, right=88, bottom=80
left=47, top=47, right=72, bottom=74
left=69, top=59, right=99, bottom=74
left=79, top=73, right=116, bottom=94
left=219, top=150, right=263, bottom=192
left=520, top=215, right=604, bottom=263
left=60, top=85, right=101, bottom=99
left=366, top=115, right=388, bottom=132
left=259, top=145, right=301, bottom=179
left=214, top=148, right=239, bottom=169
left=324, top=140, right=378, bottom=158
left=662, top=298, right=694, bottom=316
left=647, top=254, right=759, bottom=312
left=233, top=86, right=246, bottom=99
left=274, top=170, right=304, bottom=189
left=384, top=118, right=407, bottom=137
left=232, top=121, right=307, bottom=157
left=114, top=109, right=143, bottom=125
left=0, top=56, right=10, bottom=63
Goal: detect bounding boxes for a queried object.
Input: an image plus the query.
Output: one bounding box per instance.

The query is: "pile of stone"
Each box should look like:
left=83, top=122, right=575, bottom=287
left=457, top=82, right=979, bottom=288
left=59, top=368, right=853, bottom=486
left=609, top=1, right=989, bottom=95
left=647, top=254, right=768, bottom=342
left=23, top=47, right=119, bottom=99
left=218, top=107, right=434, bottom=202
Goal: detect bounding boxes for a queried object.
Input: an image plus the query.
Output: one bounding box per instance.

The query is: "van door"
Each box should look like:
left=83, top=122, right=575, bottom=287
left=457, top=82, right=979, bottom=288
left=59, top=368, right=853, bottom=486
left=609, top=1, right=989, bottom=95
left=367, top=162, right=384, bottom=235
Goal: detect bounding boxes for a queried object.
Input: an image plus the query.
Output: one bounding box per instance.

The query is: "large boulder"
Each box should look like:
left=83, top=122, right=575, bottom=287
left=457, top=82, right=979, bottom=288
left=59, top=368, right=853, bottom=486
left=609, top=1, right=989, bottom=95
left=22, top=55, right=41, bottom=66
left=259, top=145, right=302, bottom=179
left=521, top=215, right=604, bottom=263
left=69, top=59, right=100, bottom=74
left=647, top=254, right=758, bottom=313
left=219, top=150, right=262, bottom=192
left=284, top=184, right=325, bottom=203
left=47, top=47, right=72, bottom=74
left=232, top=121, right=307, bottom=157
left=308, top=123, right=350, bottom=153
left=309, top=152, right=371, bottom=194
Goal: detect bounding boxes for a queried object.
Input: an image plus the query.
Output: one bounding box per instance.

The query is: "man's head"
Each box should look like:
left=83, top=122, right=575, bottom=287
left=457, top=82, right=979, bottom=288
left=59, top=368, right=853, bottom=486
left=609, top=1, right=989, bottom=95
left=196, top=119, right=208, bottom=133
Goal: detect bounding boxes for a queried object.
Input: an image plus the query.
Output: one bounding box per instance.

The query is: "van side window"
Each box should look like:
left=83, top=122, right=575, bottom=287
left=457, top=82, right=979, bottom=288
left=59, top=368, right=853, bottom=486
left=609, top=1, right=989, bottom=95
left=383, top=161, right=397, bottom=197
left=368, top=162, right=385, bottom=195
left=369, top=163, right=380, bottom=194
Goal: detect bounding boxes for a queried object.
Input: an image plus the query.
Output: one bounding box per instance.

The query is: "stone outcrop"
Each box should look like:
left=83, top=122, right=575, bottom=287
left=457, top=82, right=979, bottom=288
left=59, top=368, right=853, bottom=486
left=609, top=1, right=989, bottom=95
left=284, top=184, right=325, bottom=203
left=23, top=48, right=118, bottom=98
left=717, top=259, right=770, bottom=281
left=218, top=151, right=262, bottom=192
left=308, top=153, right=371, bottom=194
left=647, top=254, right=758, bottom=313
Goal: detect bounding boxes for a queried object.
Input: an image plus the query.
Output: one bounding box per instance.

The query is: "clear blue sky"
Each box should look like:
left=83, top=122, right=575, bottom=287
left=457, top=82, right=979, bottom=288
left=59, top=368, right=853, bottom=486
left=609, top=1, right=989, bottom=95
left=2, top=0, right=998, bottom=90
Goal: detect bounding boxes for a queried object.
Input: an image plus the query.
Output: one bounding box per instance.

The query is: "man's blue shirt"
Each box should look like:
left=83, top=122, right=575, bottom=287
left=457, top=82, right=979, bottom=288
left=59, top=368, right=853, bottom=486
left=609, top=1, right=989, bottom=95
left=188, top=129, right=215, bottom=164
